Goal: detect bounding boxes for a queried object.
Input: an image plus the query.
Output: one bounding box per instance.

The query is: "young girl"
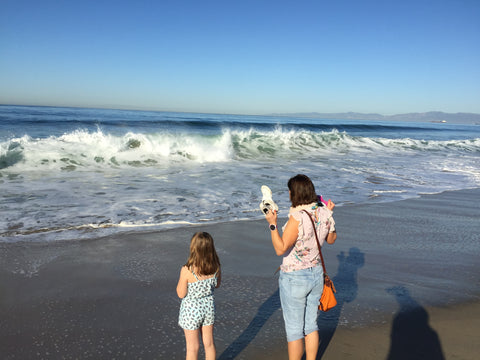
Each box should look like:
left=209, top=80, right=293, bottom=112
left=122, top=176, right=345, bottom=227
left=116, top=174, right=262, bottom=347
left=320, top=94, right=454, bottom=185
left=176, top=232, right=221, bottom=360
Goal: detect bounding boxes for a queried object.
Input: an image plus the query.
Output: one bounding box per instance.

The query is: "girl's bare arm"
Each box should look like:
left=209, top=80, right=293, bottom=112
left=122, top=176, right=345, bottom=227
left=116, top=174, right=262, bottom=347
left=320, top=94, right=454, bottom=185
left=176, top=266, right=189, bottom=298
left=215, top=268, right=221, bottom=288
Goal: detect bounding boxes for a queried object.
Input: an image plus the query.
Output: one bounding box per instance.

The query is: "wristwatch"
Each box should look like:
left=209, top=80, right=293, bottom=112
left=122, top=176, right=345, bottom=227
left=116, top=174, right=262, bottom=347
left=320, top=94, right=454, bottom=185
left=269, top=224, right=277, bottom=231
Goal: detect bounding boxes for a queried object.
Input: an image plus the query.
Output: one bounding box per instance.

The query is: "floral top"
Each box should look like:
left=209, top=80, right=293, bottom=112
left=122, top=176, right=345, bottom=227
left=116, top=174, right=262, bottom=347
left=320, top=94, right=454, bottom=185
left=280, top=202, right=335, bottom=273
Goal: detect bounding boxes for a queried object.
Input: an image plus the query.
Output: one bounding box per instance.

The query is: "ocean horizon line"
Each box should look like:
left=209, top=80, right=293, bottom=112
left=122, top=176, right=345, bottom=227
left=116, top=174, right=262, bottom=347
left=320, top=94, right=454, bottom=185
left=1, top=103, right=479, bottom=124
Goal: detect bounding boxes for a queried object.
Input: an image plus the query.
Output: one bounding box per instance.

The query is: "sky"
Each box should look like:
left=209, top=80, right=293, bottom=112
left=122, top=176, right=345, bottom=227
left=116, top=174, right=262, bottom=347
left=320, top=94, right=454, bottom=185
left=1, top=0, right=479, bottom=115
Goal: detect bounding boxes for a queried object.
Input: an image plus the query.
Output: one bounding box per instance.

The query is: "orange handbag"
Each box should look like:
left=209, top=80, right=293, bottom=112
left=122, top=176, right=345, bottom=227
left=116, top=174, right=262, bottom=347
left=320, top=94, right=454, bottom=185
left=303, top=210, right=337, bottom=312
left=319, top=274, right=337, bottom=311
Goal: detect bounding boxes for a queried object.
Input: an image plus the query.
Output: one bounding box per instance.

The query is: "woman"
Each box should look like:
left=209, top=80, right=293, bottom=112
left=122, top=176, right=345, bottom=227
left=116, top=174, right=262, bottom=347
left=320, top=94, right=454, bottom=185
left=265, top=174, right=337, bottom=360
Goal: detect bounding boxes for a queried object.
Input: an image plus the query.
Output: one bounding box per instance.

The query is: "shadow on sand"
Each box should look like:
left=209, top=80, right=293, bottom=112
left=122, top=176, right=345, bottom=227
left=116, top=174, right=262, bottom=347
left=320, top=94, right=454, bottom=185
left=218, top=289, right=281, bottom=360
left=316, top=247, right=364, bottom=359
left=218, top=247, right=365, bottom=360
left=386, top=286, right=445, bottom=360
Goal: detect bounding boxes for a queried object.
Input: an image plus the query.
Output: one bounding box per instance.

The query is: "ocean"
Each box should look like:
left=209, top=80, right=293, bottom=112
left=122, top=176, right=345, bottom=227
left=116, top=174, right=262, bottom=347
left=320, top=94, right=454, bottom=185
left=1, top=105, right=479, bottom=243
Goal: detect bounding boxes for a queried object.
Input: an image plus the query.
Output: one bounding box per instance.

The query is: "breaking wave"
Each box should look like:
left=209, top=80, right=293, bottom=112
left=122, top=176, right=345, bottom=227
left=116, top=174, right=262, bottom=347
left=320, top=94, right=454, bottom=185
left=1, top=127, right=479, bottom=171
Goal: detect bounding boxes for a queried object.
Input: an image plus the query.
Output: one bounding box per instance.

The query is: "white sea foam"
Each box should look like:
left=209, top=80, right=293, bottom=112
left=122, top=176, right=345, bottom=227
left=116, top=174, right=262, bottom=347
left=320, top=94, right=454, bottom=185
left=1, top=112, right=479, bottom=243
left=2, top=128, right=479, bottom=173
left=372, top=190, right=408, bottom=194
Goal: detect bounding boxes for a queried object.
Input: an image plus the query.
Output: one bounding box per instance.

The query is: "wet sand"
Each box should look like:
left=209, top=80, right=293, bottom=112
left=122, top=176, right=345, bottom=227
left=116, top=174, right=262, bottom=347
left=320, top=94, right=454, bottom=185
left=1, top=188, right=479, bottom=359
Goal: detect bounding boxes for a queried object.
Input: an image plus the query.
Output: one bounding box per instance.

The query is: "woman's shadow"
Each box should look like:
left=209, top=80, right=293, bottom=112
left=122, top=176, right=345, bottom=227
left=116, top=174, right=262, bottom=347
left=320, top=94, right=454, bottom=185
left=316, top=247, right=365, bottom=359
left=218, top=247, right=364, bottom=360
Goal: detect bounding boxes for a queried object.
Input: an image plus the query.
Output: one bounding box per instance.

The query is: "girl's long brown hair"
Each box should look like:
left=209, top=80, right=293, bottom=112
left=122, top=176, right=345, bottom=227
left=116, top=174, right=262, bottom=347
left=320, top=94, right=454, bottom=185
left=184, top=232, right=221, bottom=276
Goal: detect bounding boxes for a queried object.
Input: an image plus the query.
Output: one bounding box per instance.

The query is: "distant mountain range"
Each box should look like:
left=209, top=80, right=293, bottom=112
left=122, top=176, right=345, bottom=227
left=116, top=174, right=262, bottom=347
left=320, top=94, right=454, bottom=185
left=268, top=111, right=480, bottom=124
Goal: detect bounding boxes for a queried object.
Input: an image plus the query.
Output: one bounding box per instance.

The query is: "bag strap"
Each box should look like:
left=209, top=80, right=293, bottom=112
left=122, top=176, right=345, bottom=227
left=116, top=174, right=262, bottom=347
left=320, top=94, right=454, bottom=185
left=302, top=210, right=328, bottom=276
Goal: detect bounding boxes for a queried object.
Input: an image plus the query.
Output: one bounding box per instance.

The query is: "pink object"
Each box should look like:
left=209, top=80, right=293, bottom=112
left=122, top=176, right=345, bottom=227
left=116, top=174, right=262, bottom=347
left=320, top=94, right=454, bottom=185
left=318, top=195, right=329, bottom=206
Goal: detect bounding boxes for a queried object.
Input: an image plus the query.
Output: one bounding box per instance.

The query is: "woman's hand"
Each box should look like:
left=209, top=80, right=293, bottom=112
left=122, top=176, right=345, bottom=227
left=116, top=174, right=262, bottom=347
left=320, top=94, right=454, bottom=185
left=327, top=200, right=335, bottom=211
left=265, top=209, right=277, bottom=226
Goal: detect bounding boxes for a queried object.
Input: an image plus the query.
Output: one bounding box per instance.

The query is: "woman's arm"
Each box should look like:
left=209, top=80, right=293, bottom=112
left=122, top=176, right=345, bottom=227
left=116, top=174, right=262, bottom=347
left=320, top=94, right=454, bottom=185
left=326, top=231, right=337, bottom=244
left=265, top=210, right=299, bottom=256
left=176, top=266, right=189, bottom=299
left=326, top=200, right=336, bottom=244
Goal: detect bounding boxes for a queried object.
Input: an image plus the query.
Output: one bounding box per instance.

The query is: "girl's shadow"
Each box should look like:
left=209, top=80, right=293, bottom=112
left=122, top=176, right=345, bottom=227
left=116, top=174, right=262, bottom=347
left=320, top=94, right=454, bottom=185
left=316, top=247, right=364, bottom=359
left=218, top=289, right=281, bottom=359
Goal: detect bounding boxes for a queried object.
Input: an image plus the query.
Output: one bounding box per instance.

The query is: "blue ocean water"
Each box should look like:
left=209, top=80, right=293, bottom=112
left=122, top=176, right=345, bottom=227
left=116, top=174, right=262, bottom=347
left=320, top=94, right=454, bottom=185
left=1, top=105, right=479, bottom=242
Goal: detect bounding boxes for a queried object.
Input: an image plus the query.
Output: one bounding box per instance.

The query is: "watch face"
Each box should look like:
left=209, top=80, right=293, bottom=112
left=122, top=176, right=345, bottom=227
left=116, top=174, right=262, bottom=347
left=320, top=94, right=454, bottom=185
left=270, top=224, right=276, bottom=230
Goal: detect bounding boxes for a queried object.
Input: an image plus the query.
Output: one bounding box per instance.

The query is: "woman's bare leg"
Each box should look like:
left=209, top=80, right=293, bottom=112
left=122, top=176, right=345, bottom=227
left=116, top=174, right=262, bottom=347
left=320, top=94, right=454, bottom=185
left=305, top=330, right=319, bottom=360
left=287, top=338, right=304, bottom=360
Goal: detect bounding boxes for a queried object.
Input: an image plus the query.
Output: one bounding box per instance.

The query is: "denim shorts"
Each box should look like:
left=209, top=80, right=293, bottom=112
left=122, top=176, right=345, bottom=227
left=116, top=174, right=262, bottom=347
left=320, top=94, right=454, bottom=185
left=279, top=266, right=324, bottom=342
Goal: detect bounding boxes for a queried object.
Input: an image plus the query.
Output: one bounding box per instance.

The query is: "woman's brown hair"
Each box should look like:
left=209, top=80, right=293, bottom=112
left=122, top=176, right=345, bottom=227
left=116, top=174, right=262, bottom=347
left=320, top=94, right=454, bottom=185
left=185, top=232, right=221, bottom=276
left=288, top=174, right=318, bottom=207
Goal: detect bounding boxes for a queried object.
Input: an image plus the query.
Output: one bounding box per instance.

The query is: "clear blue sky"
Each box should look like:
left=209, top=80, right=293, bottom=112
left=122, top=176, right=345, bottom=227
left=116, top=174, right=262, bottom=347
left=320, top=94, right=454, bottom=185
left=1, top=0, right=479, bottom=115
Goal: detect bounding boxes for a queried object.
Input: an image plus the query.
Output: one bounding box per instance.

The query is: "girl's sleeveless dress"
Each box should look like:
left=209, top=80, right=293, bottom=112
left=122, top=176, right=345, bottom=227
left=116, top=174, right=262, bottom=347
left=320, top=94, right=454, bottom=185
left=178, top=271, right=218, bottom=330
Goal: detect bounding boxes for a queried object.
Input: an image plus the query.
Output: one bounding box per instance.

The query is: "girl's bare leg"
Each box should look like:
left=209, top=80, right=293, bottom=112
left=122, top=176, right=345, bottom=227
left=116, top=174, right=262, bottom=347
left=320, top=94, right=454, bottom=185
left=200, top=325, right=216, bottom=360
left=184, top=329, right=200, bottom=360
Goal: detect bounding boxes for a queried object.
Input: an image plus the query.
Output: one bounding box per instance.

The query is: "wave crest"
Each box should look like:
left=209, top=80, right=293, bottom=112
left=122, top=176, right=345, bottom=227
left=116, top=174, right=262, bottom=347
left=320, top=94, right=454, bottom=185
left=1, top=127, right=478, bottom=171
left=0, top=129, right=235, bottom=170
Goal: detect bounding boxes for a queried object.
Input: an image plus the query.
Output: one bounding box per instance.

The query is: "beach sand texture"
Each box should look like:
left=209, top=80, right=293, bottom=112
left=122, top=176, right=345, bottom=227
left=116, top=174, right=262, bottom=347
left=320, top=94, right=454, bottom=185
left=1, top=189, right=479, bottom=359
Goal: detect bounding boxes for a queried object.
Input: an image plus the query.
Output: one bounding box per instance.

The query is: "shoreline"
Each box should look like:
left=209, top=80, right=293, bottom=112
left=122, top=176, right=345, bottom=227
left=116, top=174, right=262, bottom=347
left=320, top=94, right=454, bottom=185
left=1, top=188, right=479, bottom=359
left=3, top=185, right=480, bottom=244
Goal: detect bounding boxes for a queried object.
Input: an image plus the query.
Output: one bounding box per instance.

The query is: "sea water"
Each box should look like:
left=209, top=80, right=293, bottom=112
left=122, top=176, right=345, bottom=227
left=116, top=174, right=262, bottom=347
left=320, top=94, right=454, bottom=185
left=1, top=105, right=479, bottom=242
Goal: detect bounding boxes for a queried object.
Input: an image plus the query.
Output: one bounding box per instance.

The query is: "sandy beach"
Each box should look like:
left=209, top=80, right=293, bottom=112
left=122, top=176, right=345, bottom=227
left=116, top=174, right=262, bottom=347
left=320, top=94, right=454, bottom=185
left=1, top=188, right=479, bottom=359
